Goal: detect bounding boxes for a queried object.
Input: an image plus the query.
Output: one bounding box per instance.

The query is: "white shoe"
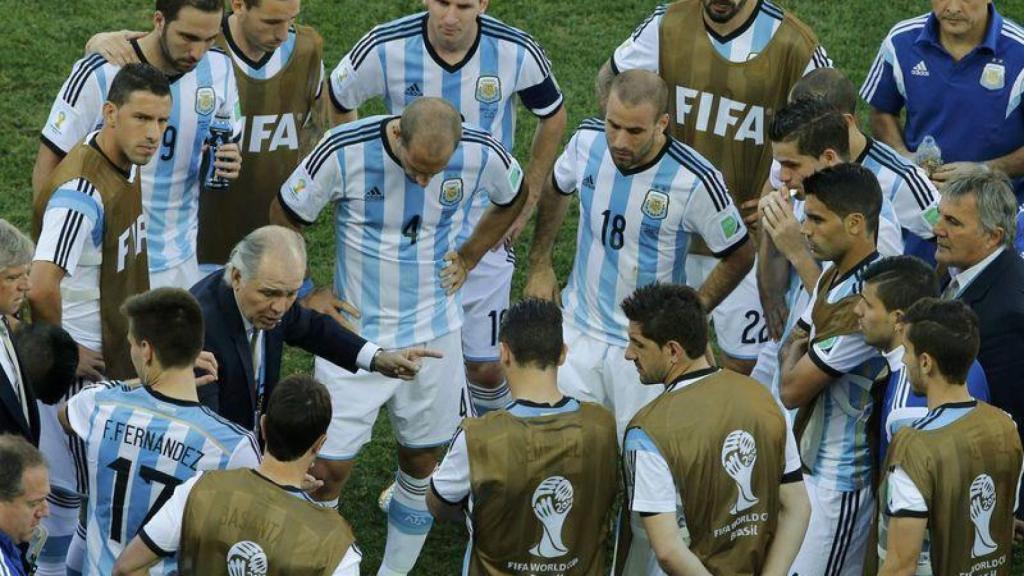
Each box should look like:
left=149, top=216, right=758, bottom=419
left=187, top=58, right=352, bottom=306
left=378, top=481, right=395, bottom=514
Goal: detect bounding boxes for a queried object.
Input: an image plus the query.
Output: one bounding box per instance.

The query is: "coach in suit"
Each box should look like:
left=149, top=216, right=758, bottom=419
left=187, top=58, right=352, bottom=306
left=0, top=221, right=38, bottom=445
left=192, top=225, right=437, bottom=432
left=935, top=169, right=1024, bottom=437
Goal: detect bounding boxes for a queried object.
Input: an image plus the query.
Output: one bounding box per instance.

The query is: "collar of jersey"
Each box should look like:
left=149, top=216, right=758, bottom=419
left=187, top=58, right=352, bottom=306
left=829, top=251, right=880, bottom=291
left=704, top=0, right=765, bottom=44
left=421, top=13, right=483, bottom=74
left=222, top=13, right=278, bottom=71
left=144, top=386, right=202, bottom=407
left=130, top=38, right=185, bottom=84
left=88, top=133, right=134, bottom=181
left=616, top=135, right=672, bottom=177
left=665, top=366, right=721, bottom=392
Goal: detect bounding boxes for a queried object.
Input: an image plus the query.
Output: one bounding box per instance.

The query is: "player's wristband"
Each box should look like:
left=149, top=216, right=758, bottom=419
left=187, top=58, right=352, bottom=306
left=297, top=278, right=314, bottom=299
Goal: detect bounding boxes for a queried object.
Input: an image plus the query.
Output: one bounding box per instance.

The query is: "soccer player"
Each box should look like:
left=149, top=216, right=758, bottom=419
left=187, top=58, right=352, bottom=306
left=526, top=70, right=753, bottom=434
left=56, top=288, right=260, bottom=575
left=427, top=299, right=618, bottom=574
left=779, top=163, right=886, bottom=576
left=601, top=0, right=831, bottom=374
left=27, top=63, right=170, bottom=576
left=618, top=283, right=808, bottom=575
left=270, top=97, right=525, bottom=576
left=329, top=0, right=567, bottom=415
left=854, top=256, right=989, bottom=573
left=33, top=0, right=242, bottom=291
left=113, top=374, right=361, bottom=576
left=878, top=298, right=1024, bottom=575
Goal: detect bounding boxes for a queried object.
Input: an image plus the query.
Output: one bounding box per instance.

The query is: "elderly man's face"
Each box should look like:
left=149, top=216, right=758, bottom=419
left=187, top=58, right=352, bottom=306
left=0, top=264, right=30, bottom=317
left=932, top=0, right=991, bottom=39
left=933, top=193, right=1002, bottom=269
left=0, top=465, right=49, bottom=544
left=231, top=254, right=305, bottom=331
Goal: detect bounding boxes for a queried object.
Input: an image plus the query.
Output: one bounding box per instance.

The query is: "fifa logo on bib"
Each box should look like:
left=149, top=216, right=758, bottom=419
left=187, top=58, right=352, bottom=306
left=722, top=430, right=759, bottom=514
left=195, top=86, right=216, bottom=116
left=226, top=541, right=268, bottom=576
left=530, top=476, right=573, bottom=558
left=476, top=76, right=501, bottom=104
left=969, top=474, right=998, bottom=558
left=440, top=178, right=463, bottom=206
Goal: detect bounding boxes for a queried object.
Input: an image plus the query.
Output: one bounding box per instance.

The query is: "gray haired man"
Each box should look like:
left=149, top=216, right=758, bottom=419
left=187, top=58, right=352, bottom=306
left=190, top=225, right=440, bottom=432
left=0, top=221, right=37, bottom=444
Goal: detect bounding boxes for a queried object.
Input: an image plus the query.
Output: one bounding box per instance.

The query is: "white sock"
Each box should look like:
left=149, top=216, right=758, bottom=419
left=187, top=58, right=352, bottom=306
left=468, top=380, right=512, bottom=416
left=378, top=471, right=433, bottom=575
left=35, top=490, right=80, bottom=576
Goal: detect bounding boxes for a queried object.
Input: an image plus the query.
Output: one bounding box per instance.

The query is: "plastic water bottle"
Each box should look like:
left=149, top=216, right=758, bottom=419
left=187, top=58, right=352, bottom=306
left=915, top=135, right=943, bottom=176
left=203, top=113, right=233, bottom=191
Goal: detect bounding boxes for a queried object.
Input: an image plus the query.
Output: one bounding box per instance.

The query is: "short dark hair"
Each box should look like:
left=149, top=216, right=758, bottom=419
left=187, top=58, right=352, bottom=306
left=14, top=322, right=79, bottom=405
left=121, top=288, right=204, bottom=370
left=903, top=298, right=980, bottom=384
left=107, top=64, right=171, bottom=107
left=621, top=283, right=707, bottom=359
left=860, top=256, right=939, bottom=313
left=498, top=299, right=563, bottom=370
left=0, top=434, right=45, bottom=502
left=803, top=163, right=882, bottom=235
left=264, top=375, right=332, bottom=462
left=790, top=68, right=858, bottom=115
left=769, top=98, right=850, bottom=159
left=156, top=0, right=224, bottom=22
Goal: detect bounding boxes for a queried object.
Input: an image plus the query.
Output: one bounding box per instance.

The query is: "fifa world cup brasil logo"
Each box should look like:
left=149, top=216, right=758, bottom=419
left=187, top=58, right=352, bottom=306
left=970, top=474, right=998, bottom=558
left=530, top=476, right=574, bottom=558
left=226, top=540, right=268, bottom=576
left=722, top=430, right=759, bottom=514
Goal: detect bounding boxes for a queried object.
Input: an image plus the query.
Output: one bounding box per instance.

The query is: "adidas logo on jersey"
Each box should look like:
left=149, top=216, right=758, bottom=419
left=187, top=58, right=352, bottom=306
left=365, top=186, right=384, bottom=201
left=912, top=61, right=929, bottom=77
left=405, top=83, right=423, bottom=97
left=582, top=175, right=596, bottom=189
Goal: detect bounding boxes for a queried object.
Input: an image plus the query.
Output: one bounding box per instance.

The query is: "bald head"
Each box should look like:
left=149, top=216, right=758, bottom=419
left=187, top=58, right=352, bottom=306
left=609, top=70, right=669, bottom=119
left=398, top=97, right=463, bottom=155
left=789, top=68, right=857, bottom=115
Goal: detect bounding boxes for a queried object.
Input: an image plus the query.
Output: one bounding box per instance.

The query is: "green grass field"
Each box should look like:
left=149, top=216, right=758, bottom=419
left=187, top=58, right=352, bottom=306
left=4, top=0, right=1024, bottom=573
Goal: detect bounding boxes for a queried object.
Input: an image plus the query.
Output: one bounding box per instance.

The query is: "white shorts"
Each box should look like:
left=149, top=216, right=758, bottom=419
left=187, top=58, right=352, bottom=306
left=316, top=329, right=471, bottom=460
left=38, top=379, right=90, bottom=495
left=149, top=255, right=202, bottom=290
left=685, top=255, right=766, bottom=361
left=557, top=322, right=663, bottom=437
left=460, top=245, right=514, bottom=363
left=790, top=475, right=874, bottom=576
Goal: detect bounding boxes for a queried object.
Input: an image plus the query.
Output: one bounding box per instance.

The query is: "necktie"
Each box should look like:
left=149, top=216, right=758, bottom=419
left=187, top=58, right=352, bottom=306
left=0, top=323, right=30, bottom=425
left=250, top=329, right=264, bottom=432
left=941, top=278, right=960, bottom=300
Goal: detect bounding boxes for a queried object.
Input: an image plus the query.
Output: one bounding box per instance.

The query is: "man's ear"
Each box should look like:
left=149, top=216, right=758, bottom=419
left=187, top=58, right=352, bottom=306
left=102, top=101, right=118, bottom=129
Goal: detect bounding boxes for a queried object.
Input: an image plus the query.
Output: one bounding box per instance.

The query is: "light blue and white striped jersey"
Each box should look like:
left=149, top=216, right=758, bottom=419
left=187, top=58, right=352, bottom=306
left=65, top=382, right=260, bottom=575
left=279, top=115, right=523, bottom=348
left=857, top=138, right=939, bottom=239
left=554, top=119, right=748, bottom=346
left=41, top=44, right=240, bottom=273
left=795, top=254, right=887, bottom=491
left=329, top=12, right=562, bottom=233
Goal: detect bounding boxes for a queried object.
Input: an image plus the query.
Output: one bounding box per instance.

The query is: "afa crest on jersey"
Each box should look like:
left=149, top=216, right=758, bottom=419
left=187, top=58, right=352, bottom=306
left=475, top=76, right=501, bottom=104
left=195, top=86, right=216, bottom=116
left=980, top=62, right=1005, bottom=91
left=641, top=190, right=670, bottom=220
left=440, top=178, right=464, bottom=206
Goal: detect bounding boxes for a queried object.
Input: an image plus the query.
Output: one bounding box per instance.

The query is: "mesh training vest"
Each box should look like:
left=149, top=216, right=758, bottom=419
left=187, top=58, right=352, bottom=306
left=883, top=402, right=1023, bottom=576
left=463, top=402, right=618, bottom=575
left=627, top=370, right=787, bottom=575
left=33, top=139, right=148, bottom=379
left=178, top=469, right=354, bottom=575
left=197, top=25, right=324, bottom=265
left=658, top=0, right=818, bottom=253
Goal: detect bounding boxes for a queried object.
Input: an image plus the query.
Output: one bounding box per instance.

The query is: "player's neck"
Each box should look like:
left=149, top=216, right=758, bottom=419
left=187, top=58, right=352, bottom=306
left=940, top=21, right=989, bottom=61
left=257, top=454, right=308, bottom=489
left=507, top=367, right=563, bottom=405
left=95, top=129, right=132, bottom=172
left=145, top=368, right=199, bottom=402
left=425, top=19, right=478, bottom=65
left=834, top=240, right=875, bottom=279
left=137, top=32, right=178, bottom=76
left=703, top=2, right=760, bottom=39
left=227, top=14, right=267, bottom=63
left=925, top=378, right=972, bottom=411
left=664, top=355, right=711, bottom=386
left=883, top=332, right=903, bottom=356
left=848, top=128, right=868, bottom=162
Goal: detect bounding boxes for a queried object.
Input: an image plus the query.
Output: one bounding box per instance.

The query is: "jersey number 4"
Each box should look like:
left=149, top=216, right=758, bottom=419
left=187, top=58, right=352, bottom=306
left=106, top=457, right=183, bottom=544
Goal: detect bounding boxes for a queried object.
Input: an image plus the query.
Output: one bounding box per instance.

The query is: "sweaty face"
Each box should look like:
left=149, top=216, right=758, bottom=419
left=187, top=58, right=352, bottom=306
left=933, top=193, right=1000, bottom=269
left=232, top=256, right=305, bottom=331
left=624, top=321, right=672, bottom=385
left=855, top=282, right=897, bottom=349
left=158, top=6, right=223, bottom=73
left=0, top=466, right=50, bottom=544
left=424, top=0, right=487, bottom=52
left=932, top=0, right=991, bottom=38
left=702, top=0, right=748, bottom=23
left=0, top=264, right=30, bottom=317
left=771, top=139, right=830, bottom=194
left=605, top=94, right=665, bottom=171
left=112, top=91, right=172, bottom=166
left=238, top=0, right=300, bottom=53
left=800, top=194, right=848, bottom=262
